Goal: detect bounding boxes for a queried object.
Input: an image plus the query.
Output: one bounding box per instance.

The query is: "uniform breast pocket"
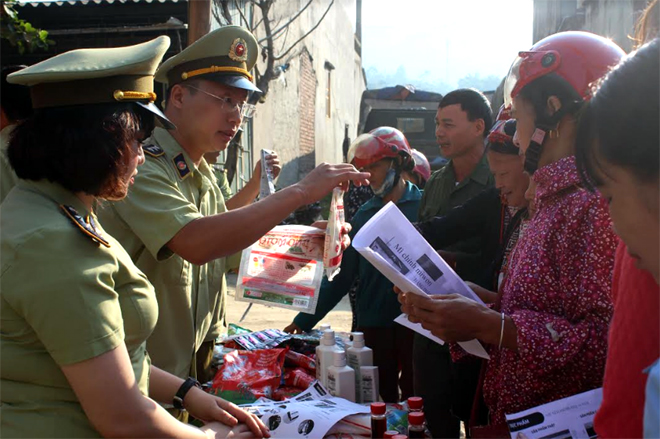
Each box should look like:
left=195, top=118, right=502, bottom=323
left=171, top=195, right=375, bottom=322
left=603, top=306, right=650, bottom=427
left=204, top=259, right=225, bottom=300
left=177, top=258, right=192, bottom=286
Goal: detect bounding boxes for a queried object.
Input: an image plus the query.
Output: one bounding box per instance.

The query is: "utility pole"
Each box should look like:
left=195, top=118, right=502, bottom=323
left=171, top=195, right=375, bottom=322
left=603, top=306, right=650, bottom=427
left=188, top=0, right=212, bottom=45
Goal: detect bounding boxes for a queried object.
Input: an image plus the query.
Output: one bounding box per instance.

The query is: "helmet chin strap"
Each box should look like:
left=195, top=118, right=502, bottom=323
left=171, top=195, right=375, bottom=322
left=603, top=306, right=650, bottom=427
left=524, top=127, right=547, bottom=175
left=524, top=105, right=570, bottom=175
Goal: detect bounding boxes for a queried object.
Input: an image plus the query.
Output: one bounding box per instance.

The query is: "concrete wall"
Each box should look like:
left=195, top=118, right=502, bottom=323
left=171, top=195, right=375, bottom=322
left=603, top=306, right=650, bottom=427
left=533, top=0, right=650, bottom=52
left=533, top=0, right=579, bottom=44
left=301, top=0, right=364, bottom=169
left=581, top=0, right=649, bottom=52
left=248, top=0, right=366, bottom=187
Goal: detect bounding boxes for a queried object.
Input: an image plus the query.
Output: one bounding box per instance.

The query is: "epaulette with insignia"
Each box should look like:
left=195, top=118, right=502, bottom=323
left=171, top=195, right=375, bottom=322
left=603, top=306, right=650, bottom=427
left=60, top=205, right=110, bottom=247
left=143, top=144, right=165, bottom=158
left=173, top=153, right=191, bottom=179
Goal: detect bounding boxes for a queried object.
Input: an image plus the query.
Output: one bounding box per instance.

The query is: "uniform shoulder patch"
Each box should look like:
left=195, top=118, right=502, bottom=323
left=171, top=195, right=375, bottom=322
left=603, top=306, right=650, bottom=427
left=172, top=153, right=191, bottom=179
left=143, top=144, right=165, bottom=158
left=59, top=205, right=111, bottom=248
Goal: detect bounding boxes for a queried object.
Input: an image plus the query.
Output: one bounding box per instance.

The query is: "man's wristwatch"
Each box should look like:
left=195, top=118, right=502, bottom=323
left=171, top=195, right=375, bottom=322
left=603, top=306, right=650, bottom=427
left=173, top=377, right=202, bottom=411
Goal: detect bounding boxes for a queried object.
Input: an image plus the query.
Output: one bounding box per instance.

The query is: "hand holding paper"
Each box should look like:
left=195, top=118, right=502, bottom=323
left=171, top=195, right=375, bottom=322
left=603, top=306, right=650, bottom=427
left=352, top=202, right=490, bottom=359
left=399, top=292, right=498, bottom=342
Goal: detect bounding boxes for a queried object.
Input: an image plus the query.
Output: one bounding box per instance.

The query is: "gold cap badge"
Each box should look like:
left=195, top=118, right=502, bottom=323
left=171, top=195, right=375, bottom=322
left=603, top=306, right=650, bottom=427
left=229, top=38, right=248, bottom=62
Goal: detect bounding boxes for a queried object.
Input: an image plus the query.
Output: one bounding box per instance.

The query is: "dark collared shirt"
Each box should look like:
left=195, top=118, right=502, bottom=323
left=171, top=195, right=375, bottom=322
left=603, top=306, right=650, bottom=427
left=418, top=153, right=494, bottom=284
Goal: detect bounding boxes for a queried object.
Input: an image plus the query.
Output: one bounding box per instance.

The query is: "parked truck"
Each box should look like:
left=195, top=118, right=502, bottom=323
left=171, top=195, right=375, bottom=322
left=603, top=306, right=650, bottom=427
left=357, top=85, right=447, bottom=169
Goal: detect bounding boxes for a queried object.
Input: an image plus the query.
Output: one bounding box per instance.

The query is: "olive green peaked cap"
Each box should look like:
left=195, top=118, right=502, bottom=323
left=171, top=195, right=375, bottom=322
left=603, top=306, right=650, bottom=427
left=7, top=36, right=174, bottom=128
left=155, top=25, right=260, bottom=92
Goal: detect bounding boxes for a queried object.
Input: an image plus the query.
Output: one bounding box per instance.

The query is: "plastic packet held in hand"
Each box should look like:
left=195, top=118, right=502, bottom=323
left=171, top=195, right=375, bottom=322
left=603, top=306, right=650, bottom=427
left=236, top=225, right=326, bottom=314
left=323, top=187, right=345, bottom=281
left=259, top=149, right=276, bottom=200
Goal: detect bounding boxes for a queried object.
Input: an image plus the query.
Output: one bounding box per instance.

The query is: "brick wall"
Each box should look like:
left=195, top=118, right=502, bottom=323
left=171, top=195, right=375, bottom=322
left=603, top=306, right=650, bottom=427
left=298, top=47, right=317, bottom=179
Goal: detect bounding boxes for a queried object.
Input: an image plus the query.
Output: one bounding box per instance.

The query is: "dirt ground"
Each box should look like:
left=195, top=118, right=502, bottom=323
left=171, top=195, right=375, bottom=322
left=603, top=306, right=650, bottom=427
left=224, top=273, right=353, bottom=333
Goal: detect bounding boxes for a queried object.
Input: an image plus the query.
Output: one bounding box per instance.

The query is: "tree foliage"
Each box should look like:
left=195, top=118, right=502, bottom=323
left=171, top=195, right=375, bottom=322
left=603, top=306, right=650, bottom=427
left=1, top=1, right=53, bottom=54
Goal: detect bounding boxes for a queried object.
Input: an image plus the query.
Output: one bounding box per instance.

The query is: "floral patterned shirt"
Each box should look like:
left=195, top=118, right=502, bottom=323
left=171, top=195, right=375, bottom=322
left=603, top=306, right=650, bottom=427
left=482, top=156, right=617, bottom=424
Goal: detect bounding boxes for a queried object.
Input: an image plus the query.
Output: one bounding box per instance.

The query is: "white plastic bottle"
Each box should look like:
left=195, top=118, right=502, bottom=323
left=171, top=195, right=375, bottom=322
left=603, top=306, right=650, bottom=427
left=360, top=366, right=379, bottom=403
left=346, top=332, right=373, bottom=402
left=316, top=329, right=339, bottom=387
left=326, top=350, right=356, bottom=402
left=319, top=323, right=331, bottom=332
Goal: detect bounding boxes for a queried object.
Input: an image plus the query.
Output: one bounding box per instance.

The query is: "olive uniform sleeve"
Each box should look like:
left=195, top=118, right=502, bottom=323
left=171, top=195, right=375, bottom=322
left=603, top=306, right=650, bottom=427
left=216, top=169, right=233, bottom=200
left=3, top=232, right=124, bottom=366
left=111, top=158, right=203, bottom=261
left=204, top=260, right=228, bottom=342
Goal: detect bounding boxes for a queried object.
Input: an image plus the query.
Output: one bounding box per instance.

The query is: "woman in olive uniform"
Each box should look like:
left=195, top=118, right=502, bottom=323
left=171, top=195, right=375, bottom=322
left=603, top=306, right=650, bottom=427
left=0, top=37, right=268, bottom=439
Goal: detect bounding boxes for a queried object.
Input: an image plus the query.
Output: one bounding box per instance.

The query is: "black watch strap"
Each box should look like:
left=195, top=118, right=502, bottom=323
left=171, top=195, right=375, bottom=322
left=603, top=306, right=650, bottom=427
left=173, top=377, right=201, bottom=410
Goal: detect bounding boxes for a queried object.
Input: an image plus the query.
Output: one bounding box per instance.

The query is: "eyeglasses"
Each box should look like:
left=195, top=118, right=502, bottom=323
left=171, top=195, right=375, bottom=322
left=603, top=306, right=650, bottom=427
left=183, top=84, right=256, bottom=119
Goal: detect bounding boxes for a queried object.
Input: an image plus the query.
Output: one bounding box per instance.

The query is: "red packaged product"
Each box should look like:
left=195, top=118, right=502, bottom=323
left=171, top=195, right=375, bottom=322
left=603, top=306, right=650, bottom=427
left=284, top=350, right=316, bottom=372
left=211, top=348, right=287, bottom=404
left=284, top=367, right=316, bottom=389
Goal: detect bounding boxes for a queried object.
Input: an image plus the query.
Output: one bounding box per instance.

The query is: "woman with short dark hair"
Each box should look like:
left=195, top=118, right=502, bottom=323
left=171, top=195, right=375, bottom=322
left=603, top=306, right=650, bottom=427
left=0, top=37, right=268, bottom=438
left=9, top=103, right=153, bottom=200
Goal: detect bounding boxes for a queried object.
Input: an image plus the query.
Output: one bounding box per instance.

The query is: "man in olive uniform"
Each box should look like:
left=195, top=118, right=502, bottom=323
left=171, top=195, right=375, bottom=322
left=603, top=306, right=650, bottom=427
left=212, top=162, right=233, bottom=201
left=99, top=25, right=368, bottom=420
left=415, top=89, right=494, bottom=438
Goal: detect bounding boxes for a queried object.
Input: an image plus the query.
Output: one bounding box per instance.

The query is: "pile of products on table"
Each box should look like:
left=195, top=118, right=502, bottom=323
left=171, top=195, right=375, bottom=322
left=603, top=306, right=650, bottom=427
left=203, top=324, right=431, bottom=439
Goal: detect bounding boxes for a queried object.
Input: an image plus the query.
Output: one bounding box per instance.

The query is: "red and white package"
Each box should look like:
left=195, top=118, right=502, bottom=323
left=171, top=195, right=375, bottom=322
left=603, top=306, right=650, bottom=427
left=236, top=225, right=326, bottom=314
left=323, top=187, right=345, bottom=281
left=283, top=367, right=317, bottom=389
left=211, top=348, right=287, bottom=404
left=285, top=350, right=316, bottom=372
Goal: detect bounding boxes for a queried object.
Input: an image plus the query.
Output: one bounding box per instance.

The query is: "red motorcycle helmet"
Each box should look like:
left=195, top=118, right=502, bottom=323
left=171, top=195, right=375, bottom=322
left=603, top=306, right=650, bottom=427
left=347, top=126, right=413, bottom=170
left=411, top=149, right=431, bottom=183
left=504, top=31, right=625, bottom=107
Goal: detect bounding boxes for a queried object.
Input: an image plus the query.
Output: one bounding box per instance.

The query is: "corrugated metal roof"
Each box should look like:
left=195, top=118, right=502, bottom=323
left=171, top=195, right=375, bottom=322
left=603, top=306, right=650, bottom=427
left=18, top=0, right=183, bottom=7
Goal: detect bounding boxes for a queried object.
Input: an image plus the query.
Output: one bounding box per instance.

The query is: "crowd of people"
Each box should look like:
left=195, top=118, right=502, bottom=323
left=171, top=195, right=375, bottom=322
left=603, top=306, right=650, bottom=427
left=0, top=1, right=658, bottom=438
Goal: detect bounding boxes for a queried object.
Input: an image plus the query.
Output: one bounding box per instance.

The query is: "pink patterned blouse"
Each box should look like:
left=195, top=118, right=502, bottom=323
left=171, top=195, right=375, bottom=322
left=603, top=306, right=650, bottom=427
left=482, top=156, right=617, bottom=424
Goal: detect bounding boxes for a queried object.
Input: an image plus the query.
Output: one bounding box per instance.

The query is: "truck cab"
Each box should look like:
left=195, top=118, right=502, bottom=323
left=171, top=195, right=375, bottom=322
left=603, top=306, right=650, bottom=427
left=358, top=85, right=447, bottom=170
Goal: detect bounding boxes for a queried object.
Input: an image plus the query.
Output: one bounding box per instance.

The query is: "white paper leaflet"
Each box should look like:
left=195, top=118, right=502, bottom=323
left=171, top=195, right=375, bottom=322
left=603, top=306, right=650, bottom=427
left=352, top=202, right=489, bottom=359
left=394, top=314, right=446, bottom=345
left=505, top=388, right=602, bottom=439
left=241, top=381, right=369, bottom=439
